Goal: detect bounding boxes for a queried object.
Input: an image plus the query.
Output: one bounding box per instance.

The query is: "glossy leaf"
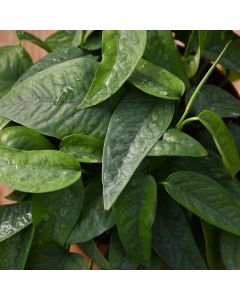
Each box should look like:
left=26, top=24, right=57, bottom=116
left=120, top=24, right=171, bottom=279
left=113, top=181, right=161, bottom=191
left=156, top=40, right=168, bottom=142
left=144, top=30, right=189, bottom=88
left=152, top=190, right=207, bottom=270
left=115, top=175, right=157, bottom=266
left=0, top=58, right=112, bottom=140
left=198, top=110, right=240, bottom=177
left=128, top=58, right=185, bottom=99
left=32, top=180, right=84, bottom=246
left=0, top=126, right=54, bottom=150
left=26, top=243, right=87, bottom=270
left=220, top=231, right=240, bottom=269
left=103, top=90, right=175, bottom=210
left=0, top=225, right=33, bottom=270
left=0, top=146, right=81, bottom=193
left=17, top=30, right=52, bottom=52
left=0, top=45, right=32, bottom=98
left=0, top=202, right=32, bottom=242
left=148, top=128, right=208, bottom=157
left=67, top=178, right=115, bottom=243
left=45, top=30, right=77, bottom=50
left=164, top=171, right=240, bottom=236
left=78, top=30, right=147, bottom=109
left=185, top=84, right=240, bottom=118
left=60, top=134, right=103, bottom=163
left=109, top=228, right=138, bottom=270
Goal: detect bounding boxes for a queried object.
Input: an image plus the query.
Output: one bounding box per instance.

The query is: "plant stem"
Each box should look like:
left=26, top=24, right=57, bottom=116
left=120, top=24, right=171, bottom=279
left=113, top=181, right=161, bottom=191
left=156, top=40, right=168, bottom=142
left=184, top=30, right=196, bottom=57
left=176, top=41, right=232, bottom=129
left=178, top=117, right=199, bottom=130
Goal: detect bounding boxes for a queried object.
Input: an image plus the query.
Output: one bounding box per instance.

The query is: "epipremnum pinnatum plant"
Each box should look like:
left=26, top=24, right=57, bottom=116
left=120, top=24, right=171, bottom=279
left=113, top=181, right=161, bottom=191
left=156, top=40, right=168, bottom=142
left=1, top=30, right=240, bottom=270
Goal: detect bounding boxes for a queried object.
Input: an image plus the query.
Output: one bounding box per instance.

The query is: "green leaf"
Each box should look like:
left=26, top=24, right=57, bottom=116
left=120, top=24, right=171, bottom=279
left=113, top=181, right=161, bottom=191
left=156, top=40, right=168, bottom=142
left=45, top=30, right=77, bottom=50
left=60, top=134, right=103, bottom=163
left=228, top=122, right=240, bottom=152
left=80, top=30, right=102, bottom=51
left=0, top=58, right=112, bottom=140
left=163, top=171, right=240, bottom=236
left=0, top=225, right=33, bottom=270
left=152, top=190, right=207, bottom=270
left=109, top=228, right=138, bottom=270
left=0, top=117, right=10, bottom=130
left=0, top=202, right=32, bottom=242
left=0, top=45, right=32, bottom=98
left=32, top=180, right=84, bottom=246
left=17, top=30, right=52, bottom=52
left=0, top=146, right=81, bottom=193
left=6, top=190, right=31, bottom=202
left=148, top=128, right=208, bottom=157
left=78, top=30, right=147, bottom=109
left=185, top=85, right=240, bottom=118
left=26, top=243, right=87, bottom=270
left=198, top=110, right=240, bottom=177
left=220, top=231, right=240, bottom=269
left=144, top=30, right=189, bottom=89
left=128, top=58, right=185, bottom=99
left=115, top=175, right=157, bottom=266
left=103, top=89, right=175, bottom=210
left=0, top=126, right=54, bottom=150
left=67, top=178, right=115, bottom=243
left=78, top=240, right=109, bottom=270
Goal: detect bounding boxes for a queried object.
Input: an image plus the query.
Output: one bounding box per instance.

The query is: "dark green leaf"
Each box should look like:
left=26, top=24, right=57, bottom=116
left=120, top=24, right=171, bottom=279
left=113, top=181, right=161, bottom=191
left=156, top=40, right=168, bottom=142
left=228, top=122, right=240, bottom=152
left=67, top=178, right=115, bottom=243
left=103, top=89, right=175, bottom=210
left=6, top=190, right=31, bottom=202
left=164, top=171, right=240, bottom=236
left=78, top=30, right=147, bottom=109
left=0, top=201, right=32, bottom=242
left=129, top=58, right=185, bottom=99
left=45, top=30, right=77, bottom=50
left=17, top=30, right=52, bottom=52
left=220, top=231, right=240, bottom=269
left=148, top=128, right=208, bottom=157
left=0, top=146, right=81, bottom=193
left=60, top=134, right=103, bottom=163
left=80, top=30, right=102, bottom=51
left=115, top=175, right=157, bottom=266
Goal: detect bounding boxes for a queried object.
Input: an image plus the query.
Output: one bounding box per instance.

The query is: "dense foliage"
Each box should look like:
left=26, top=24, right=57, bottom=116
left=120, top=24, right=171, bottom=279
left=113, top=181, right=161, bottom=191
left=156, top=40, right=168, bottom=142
left=0, top=30, right=240, bottom=269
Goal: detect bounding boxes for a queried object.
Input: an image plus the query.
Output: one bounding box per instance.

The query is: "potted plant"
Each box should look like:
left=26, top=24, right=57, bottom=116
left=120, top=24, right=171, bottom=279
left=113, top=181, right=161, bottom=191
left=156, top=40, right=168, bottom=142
left=0, top=30, right=240, bottom=270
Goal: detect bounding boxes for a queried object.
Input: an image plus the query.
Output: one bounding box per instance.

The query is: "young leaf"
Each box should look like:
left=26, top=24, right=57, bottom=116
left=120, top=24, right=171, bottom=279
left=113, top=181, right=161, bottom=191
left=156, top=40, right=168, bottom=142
left=17, top=30, right=52, bottom=52
left=0, top=225, right=33, bottom=270
left=185, top=84, right=240, bottom=118
left=32, top=180, right=84, bottom=246
left=0, top=126, right=54, bottom=150
left=0, top=202, right=32, bottom=242
left=80, top=30, right=102, bottom=51
left=0, top=58, right=112, bottom=140
left=148, top=128, right=208, bottom=157
left=115, top=175, right=157, bottom=266
left=198, top=110, right=240, bottom=177
left=109, top=228, right=138, bottom=270
left=163, top=171, right=240, bottom=236
left=103, top=89, right=175, bottom=210
left=220, top=231, right=240, bottom=269
left=128, top=58, right=185, bottom=99
left=67, top=178, right=115, bottom=243
left=0, top=146, right=81, bottom=193
left=152, top=191, right=207, bottom=269
left=60, top=134, right=103, bottom=163
left=78, top=30, right=147, bottom=109
left=45, top=30, right=77, bottom=50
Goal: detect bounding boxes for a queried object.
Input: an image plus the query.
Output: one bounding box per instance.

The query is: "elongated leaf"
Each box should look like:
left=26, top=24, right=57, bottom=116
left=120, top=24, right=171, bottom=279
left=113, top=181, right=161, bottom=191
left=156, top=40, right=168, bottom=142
left=17, top=30, right=52, bottom=52
left=67, top=178, right=115, bottom=243
left=109, top=228, right=138, bottom=270
left=0, top=225, right=33, bottom=270
left=148, top=128, right=207, bottom=157
left=0, top=126, right=54, bottom=150
left=0, top=58, right=112, bottom=140
left=152, top=190, right=207, bottom=270
left=78, top=30, right=147, bottom=109
left=0, top=146, right=81, bottom=193
left=115, top=175, right=157, bottom=266
left=80, top=30, right=102, bottom=51
left=0, top=202, right=32, bottom=242
left=60, top=134, right=103, bottom=163
left=103, top=90, right=175, bottom=210
left=0, top=45, right=32, bottom=98
left=0, top=117, right=9, bottom=130
left=185, top=85, right=240, bottom=118
left=32, top=180, right=84, bottom=246
left=45, top=30, right=77, bottom=50
left=198, top=110, right=240, bottom=177
left=129, top=59, right=185, bottom=99
left=164, top=171, right=240, bottom=236
left=26, top=243, right=87, bottom=270
left=144, top=30, right=189, bottom=88
left=220, top=231, right=240, bottom=269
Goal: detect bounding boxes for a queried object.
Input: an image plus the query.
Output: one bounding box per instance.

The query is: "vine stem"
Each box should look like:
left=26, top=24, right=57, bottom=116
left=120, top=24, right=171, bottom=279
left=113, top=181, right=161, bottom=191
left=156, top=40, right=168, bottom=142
left=176, top=40, right=232, bottom=129
left=177, top=117, right=199, bottom=130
